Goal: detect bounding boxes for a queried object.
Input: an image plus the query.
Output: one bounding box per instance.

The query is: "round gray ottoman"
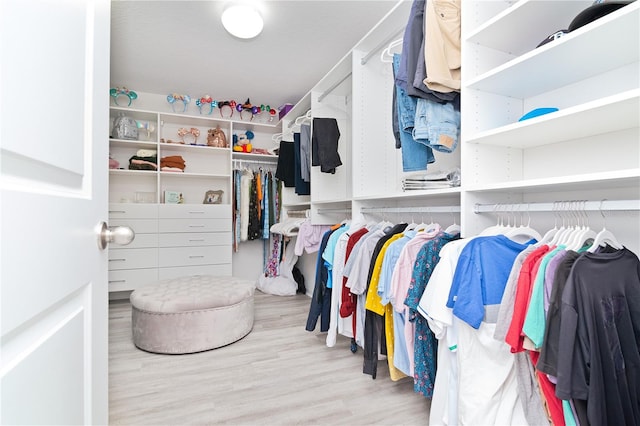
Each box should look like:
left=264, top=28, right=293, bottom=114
left=130, top=275, right=256, bottom=354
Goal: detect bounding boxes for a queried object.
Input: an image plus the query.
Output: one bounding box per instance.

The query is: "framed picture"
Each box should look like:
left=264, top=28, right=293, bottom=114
left=203, top=190, right=223, bottom=204
left=164, top=190, right=183, bottom=204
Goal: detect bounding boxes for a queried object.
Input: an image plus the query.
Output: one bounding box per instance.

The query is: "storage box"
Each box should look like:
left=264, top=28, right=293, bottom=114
left=278, top=104, right=294, bottom=120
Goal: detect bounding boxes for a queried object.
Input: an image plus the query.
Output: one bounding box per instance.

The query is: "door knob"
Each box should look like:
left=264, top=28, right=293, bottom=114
left=97, top=221, right=135, bottom=250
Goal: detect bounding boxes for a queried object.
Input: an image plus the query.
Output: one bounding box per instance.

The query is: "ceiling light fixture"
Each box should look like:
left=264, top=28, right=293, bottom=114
left=221, top=4, right=264, bottom=39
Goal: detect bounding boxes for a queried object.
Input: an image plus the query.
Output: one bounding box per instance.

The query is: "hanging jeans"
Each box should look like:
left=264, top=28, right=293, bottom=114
left=393, top=53, right=435, bottom=172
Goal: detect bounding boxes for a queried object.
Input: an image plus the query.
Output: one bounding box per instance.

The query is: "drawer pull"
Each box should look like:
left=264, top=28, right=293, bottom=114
left=189, top=255, right=205, bottom=259
left=109, top=279, right=126, bottom=284
left=189, top=239, right=205, bottom=242
left=109, top=210, right=127, bottom=214
left=188, top=211, right=205, bottom=214
left=109, top=259, right=126, bottom=262
left=188, top=225, right=205, bottom=228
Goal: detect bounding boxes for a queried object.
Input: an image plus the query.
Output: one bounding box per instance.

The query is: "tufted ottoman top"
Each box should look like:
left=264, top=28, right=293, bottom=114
left=130, top=275, right=256, bottom=313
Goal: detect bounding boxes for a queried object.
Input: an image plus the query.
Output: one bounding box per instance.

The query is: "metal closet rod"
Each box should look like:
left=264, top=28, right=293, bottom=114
left=360, top=27, right=405, bottom=65
left=286, top=209, right=310, bottom=218
left=315, top=207, right=352, bottom=214
left=317, top=72, right=352, bottom=103
left=360, top=206, right=461, bottom=214
left=232, top=158, right=277, bottom=166
left=473, top=199, right=640, bottom=214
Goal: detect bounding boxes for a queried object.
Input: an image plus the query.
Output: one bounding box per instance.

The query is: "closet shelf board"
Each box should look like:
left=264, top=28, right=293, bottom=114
left=159, top=111, right=278, bottom=129
left=466, top=89, right=640, bottom=147
left=159, top=171, right=230, bottom=179
left=159, top=143, right=230, bottom=153
left=109, top=169, right=157, bottom=177
left=465, top=169, right=640, bottom=193
left=465, top=3, right=639, bottom=98
left=232, top=152, right=278, bottom=162
left=466, top=1, right=591, bottom=56
left=353, top=187, right=462, bottom=202
left=110, top=139, right=158, bottom=148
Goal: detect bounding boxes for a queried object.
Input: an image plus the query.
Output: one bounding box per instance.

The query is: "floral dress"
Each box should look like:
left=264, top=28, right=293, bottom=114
left=404, top=232, right=460, bottom=397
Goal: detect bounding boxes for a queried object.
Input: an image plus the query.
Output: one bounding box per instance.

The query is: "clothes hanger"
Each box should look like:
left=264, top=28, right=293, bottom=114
left=479, top=203, right=509, bottom=236
left=505, top=204, right=542, bottom=243
left=537, top=201, right=560, bottom=246
left=587, top=200, right=623, bottom=252
left=566, top=201, right=596, bottom=251
left=444, top=210, right=461, bottom=235
left=380, top=37, right=402, bottom=63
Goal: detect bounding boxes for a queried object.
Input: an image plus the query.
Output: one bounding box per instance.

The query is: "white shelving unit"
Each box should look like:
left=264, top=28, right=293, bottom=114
left=287, top=0, right=638, bottom=257
left=108, top=98, right=282, bottom=293
left=460, top=0, right=640, bottom=249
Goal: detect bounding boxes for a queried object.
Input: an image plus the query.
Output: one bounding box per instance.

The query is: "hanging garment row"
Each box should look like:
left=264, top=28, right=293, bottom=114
left=304, top=215, right=461, bottom=384
left=303, top=211, right=639, bottom=426
left=231, top=163, right=280, bottom=251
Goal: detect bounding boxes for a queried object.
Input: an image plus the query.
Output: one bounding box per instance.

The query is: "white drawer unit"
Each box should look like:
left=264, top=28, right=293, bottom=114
left=158, top=246, right=232, bottom=268
left=158, top=264, right=232, bottom=281
left=158, top=232, right=232, bottom=247
left=108, top=248, right=159, bottom=270
left=108, top=203, right=232, bottom=292
left=108, top=268, right=158, bottom=292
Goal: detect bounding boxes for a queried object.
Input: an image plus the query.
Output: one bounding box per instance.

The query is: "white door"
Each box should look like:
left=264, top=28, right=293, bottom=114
left=1, top=0, right=111, bottom=424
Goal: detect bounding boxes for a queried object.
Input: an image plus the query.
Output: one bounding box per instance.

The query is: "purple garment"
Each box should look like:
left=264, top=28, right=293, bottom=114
left=544, top=249, right=568, bottom=314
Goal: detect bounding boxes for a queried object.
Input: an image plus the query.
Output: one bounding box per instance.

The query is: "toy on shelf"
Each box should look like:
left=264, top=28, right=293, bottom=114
left=232, top=130, right=254, bottom=153
left=207, top=125, right=228, bottom=148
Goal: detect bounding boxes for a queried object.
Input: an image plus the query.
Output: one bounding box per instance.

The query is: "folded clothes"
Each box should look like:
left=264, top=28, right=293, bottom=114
left=136, top=149, right=157, bottom=157
left=161, top=166, right=184, bottom=172
left=129, top=163, right=157, bottom=171
left=130, top=159, right=158, bottom=169
left=160, top=155, right=186, bottom=170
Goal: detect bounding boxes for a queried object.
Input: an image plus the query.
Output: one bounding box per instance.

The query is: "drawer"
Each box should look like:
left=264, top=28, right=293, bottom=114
left=108, top=268, right=158, bottom=292
left=158, top=232, right=232, bottom=248
left=109, top=248, right=158, bottom=270
left=158, top=246, right=232, bottom=267
left=158, top=204, right=231, bottom=219
left=158, top=218, right=230, bottom=233
left=109, top=203, right=158, bottom=218
left=158, top=264, right=232, bottom=281
left=118, top=233, right=158, bottom=249
left=109, top=218, right=158, bottom=234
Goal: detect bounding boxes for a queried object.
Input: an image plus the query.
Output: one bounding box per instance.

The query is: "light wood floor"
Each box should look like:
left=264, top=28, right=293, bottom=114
left=109, top=290, right=430, bottom=425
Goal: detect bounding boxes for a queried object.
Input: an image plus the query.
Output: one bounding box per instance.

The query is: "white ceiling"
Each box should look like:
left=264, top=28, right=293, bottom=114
left=110, top=1, right=401, bottom=110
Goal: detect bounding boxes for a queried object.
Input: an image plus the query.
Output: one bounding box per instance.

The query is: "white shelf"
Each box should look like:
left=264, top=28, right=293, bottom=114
left=354, top=187, right=461, bottom=203
left=109, top=169, right=156, bottom=177
left=110, top=138, right=157, bottom=148
left=160, top=171, right=230, bottom=179
left=232, top=152, right=278, bottom=163
left=466, top=2, right=639, bottom=98
left=466, top=89, right=640, bottom=147
left=465, top=169, right=640, bottom=194
left=159, top=142, right=229, bottom=153
left=466, top=1, right=591, bottom=56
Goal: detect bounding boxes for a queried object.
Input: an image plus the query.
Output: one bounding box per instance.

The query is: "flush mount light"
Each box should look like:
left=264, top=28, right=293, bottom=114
left=221, top=4, right=264, bottom=39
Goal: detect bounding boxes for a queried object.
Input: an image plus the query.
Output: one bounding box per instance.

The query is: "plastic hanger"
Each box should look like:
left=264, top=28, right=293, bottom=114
left=505, top=204, right=541, bottom=243
left=566, top=201, right=596, bottom=251
left=380, top=37, right=402, bottom=63
left=587, top=200, right=623, bottom=252
left=444, top=210, right=461, bottom=235
left=479, top=203, right=509, bottom=236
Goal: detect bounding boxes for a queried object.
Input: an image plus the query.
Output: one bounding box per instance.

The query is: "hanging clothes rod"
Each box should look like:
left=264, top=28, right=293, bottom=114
left=315, top=207, right=352, bottom=214
left=473, top=199, right=640, bottom=214
left=286, top=209, right=310, bottom=218
left=360, top=27, right=405, bottom=65
left=317, top=72, right=352, bottom=103
left=360, top=206, right=461, bottom=214
left=232, top=158, right=278, bottom=166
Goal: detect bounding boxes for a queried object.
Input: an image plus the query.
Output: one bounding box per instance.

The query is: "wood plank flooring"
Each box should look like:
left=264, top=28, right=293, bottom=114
left=109, top=290, right=430, bottom=425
